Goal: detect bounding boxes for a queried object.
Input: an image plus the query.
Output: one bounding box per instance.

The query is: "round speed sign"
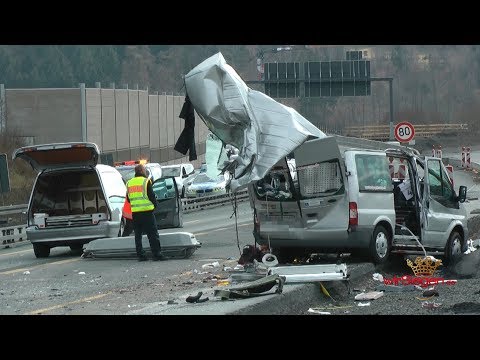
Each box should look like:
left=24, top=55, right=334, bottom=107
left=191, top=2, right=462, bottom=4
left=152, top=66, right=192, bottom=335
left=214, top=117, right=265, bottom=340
left=394, top=122, right=415, bottom=143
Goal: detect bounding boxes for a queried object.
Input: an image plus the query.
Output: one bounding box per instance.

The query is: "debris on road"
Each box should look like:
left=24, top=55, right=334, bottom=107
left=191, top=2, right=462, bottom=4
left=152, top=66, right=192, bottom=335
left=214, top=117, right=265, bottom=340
left=214, top=274, right=284, bottom=300
left=372, top=273, right=384, bottom=282
left=78, top=272, right=86, bottom=275
left=354, top=291, right=384, bottom=301
left=422, top=288, right=440, bottom=297
left=307, top=308, right=331, bottom=315
left=268, top=263, right=348, bottom=283
left=357, top=302, right=371, bottom=307
left=421, top=301, right=442, bottom=309
left=23, top=271, right=30, bottom=275
left=202, top=261, right=220, bottom=269
left=186, top=291, right=209, bottom=303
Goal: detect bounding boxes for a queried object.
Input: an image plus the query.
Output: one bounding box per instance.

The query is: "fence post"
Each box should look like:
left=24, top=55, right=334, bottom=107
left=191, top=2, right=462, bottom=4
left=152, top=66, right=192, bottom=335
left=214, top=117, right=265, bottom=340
left=79, top=83, right=86, bottom=142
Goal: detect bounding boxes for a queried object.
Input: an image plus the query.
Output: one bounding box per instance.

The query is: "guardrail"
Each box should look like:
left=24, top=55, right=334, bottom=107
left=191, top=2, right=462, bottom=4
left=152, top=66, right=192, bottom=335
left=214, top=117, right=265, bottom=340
left=344, top=123, right=468, bottom=140
left=181, top=189, right=249, bottom=214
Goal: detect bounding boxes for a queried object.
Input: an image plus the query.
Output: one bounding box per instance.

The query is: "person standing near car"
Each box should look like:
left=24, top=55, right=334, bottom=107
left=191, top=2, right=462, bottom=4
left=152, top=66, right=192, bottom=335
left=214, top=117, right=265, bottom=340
left=126, top=164, right=165, bottom=261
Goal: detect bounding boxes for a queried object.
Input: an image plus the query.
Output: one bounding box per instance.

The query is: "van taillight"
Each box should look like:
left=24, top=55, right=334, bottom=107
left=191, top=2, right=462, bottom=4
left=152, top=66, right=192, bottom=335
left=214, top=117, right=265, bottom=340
left=349, top=202, right=358, bottom=226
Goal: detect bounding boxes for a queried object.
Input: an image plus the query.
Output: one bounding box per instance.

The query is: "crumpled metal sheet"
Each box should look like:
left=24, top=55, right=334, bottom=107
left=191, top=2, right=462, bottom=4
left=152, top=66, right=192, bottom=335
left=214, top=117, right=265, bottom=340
left=184, top=52, right=325, bottom=192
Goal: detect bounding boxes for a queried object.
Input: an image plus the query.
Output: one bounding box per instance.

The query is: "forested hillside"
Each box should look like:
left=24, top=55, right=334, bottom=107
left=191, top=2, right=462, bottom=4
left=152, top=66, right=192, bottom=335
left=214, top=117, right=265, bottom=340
left=1, top=45, right=480, bottom=133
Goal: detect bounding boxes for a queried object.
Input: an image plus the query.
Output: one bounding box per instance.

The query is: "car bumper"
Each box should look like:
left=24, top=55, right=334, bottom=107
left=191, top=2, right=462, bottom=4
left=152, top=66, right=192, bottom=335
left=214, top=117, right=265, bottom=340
left=27, top=221, right=120, bottom=246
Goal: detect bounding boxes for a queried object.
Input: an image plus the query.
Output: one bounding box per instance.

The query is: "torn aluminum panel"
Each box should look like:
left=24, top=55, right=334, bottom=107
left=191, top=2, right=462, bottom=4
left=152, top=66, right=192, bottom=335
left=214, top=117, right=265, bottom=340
left=267, top=263, right=348, bottom=283
left=82, top=232, right=201, bottom=259
left=214, top=274, right=285, bottom=299
left=184, top=52, right=325, bottom=192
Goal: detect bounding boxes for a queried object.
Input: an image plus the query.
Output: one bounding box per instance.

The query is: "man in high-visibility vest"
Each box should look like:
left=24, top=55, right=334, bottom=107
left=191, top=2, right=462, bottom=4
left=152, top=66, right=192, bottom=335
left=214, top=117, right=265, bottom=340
left=126, top=164, right=164, bottom=261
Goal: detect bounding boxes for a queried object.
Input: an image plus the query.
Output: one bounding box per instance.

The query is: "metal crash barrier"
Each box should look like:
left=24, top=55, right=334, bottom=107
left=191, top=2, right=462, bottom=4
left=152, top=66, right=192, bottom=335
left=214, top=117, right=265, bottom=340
left=181, top=189, right=249, bottom=214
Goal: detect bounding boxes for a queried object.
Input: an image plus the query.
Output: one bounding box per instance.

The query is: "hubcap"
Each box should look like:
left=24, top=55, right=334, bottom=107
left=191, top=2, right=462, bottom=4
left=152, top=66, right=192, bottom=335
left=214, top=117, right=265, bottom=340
left=376, top=232, right=388, bottom=258
left=451, top=237, right=462, bottom=257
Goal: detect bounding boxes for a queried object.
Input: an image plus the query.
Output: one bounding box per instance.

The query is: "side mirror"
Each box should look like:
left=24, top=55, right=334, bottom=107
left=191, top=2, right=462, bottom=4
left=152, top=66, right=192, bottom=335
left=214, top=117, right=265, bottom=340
left=457, top=185, right=467, bottom=203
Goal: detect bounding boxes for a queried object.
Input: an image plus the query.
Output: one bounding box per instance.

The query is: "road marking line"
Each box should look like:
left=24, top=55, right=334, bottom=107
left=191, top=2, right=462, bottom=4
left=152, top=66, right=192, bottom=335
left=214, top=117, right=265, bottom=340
left=24, top=292, right=112, bottom=315
left=0, top=258, right=80, bottom=275
left=184, top=220, right=201, bottom=224
left=0, top=249, right=31, bottom=257
left=194, top=222, right=251, bottom=236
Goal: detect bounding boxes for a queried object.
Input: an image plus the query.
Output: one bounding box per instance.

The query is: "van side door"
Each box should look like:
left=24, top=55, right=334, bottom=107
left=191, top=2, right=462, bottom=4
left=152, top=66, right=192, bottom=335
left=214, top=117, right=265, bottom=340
left=421, top=157, right=461, bottom=247
left=293, top=136, right=349, bottom=242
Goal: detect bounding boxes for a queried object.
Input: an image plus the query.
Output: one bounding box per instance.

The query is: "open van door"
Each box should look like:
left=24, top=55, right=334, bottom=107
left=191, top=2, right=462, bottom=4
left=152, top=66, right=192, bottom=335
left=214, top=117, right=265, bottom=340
left=152, top=176, right=184, bottom=229
left=421, top=157, right=462, bottom=248
left=292, top=136, right=350, bottom=244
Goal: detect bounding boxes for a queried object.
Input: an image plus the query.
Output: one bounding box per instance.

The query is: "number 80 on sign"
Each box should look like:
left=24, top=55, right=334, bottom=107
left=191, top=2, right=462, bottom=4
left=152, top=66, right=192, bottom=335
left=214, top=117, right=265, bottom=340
left=394, top=122, right=415, bottom=143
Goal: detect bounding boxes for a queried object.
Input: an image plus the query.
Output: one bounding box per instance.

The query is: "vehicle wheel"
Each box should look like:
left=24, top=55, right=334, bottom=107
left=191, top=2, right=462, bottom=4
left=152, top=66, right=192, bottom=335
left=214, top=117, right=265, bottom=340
left=369, top=225, right=391, bottom=265
left=444, top=230, right=463, bottom=266
left=33, top=243, right=50, bottom=258
left=69, top=244, right=83, bottom=254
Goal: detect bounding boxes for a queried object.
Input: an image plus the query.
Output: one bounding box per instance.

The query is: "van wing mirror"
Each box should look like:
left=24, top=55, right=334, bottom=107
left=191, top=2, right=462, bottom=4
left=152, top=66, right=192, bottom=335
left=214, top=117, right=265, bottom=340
left=457, top=185, right=467, bottom=203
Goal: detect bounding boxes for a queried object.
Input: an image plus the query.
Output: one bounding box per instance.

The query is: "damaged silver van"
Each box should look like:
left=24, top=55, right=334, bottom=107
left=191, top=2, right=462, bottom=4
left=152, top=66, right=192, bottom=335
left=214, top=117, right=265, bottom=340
left=13, top=142, right=126, bottom=258
left=250, top=136, right=468, bottom=265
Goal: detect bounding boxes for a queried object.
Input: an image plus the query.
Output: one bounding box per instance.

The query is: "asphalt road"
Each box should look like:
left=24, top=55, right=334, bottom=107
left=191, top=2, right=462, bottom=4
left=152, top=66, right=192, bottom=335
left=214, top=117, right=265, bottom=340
left=0, top=201, right=257, bottom=315
left=2, top=153, right=479, bottom=316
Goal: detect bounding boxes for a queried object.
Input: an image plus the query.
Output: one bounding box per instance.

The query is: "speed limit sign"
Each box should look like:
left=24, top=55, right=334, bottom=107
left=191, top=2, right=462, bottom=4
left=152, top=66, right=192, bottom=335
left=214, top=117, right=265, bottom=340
left=394, top=122, right=415, bottom=143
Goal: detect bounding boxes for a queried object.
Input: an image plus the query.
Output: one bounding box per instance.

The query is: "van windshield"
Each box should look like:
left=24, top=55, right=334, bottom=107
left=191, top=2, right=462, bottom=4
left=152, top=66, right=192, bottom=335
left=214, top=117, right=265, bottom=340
left=162, top=167, right=181, bottom=177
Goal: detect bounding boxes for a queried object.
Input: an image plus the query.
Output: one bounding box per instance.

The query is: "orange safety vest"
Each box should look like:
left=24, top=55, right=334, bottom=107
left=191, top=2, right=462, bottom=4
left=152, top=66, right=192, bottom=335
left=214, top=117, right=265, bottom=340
left=122, top=198, right=133, bottom=220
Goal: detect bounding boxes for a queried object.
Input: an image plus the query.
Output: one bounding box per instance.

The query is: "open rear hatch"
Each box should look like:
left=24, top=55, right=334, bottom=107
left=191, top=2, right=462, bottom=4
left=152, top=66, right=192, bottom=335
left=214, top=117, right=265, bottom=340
left=13, top=142, right=99, bottom=171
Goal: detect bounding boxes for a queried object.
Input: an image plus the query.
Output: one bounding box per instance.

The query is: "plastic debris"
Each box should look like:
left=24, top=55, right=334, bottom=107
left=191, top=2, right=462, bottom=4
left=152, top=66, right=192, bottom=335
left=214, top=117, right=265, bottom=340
left=423, top=288, right=439, bottom=297
left=422, top=301, right=442, bottom=309
left=354, top=291, right=383, bottom=301
left=372, top=273, right=384, bottom=282
left=78, top=272, right=86, bottom=275
left=202, top=261, right=220, bottom=269
left=233, top=264, right=244, bottom=271
left=357, top=302, right=371, bottom=307
left=308, top=308, right=331, bottom=315
left=223, top=266, right=233, bottom=272
left=23, top=271, right=30, bottom=275
left=464, top=239, right=478, bottom=254
left=217, top=279, right=230, bottom=286
left=186, top=292, right=209, bottom=303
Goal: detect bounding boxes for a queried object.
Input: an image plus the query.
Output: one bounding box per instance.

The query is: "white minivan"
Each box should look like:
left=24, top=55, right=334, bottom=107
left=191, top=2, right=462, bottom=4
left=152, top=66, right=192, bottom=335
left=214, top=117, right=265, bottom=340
left=13, top=142, right=126, bottom=258
left=249, top=136, right=468, bottom=265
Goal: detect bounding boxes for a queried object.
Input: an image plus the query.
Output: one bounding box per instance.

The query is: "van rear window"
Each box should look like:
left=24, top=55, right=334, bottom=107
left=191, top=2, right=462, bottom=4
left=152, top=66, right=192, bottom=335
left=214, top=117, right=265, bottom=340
left=355, top=154, right=393, bottom=192
left=297, top=160, right=344, bottom=198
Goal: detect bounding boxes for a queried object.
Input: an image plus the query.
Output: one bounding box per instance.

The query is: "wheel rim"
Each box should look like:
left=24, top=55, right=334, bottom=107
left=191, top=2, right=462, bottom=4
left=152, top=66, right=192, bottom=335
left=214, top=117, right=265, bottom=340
left=376, top=232, right=388, bottom=258
left=451, top=237, right=462, bottom=257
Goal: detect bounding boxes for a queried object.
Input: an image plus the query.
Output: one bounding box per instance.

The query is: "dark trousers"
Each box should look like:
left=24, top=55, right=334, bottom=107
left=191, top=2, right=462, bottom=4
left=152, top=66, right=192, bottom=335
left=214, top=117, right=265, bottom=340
left=132, top=211, right=162, bottom=257
left=122, top=218, right=134, bottom=237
